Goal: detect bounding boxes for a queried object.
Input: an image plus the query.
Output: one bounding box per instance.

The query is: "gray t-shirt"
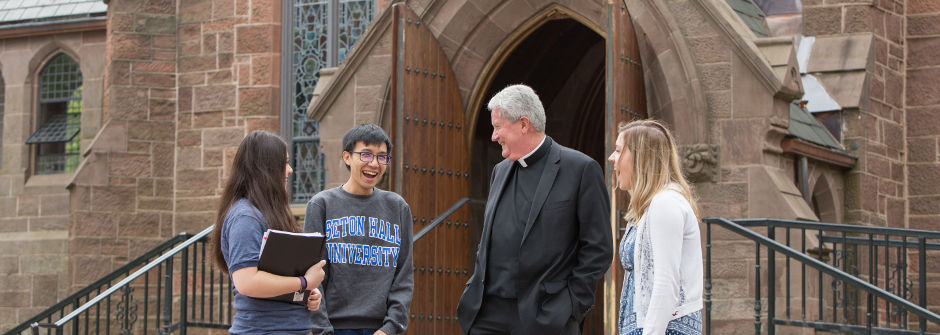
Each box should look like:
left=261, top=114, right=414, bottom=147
left=304, top=187, right=414, bottom=335
left=220, top=198, right=312, bottom=334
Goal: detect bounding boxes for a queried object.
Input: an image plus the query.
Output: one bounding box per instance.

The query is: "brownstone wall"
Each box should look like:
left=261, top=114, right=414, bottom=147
left=906, top=1, right=940, bottom=235
left=804, top=1, right=907, bottom=228
left=66, top=0, right=285, bottom=296
left=175, top=0, right=282, bottom=235
left=906, top=0, right=940, bottom=314
left=0, top=30, right=106, bottom=329
left=805, top=0, right=940, bottom=322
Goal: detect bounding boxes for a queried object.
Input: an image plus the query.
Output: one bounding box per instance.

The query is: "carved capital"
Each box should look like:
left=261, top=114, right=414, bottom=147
left=680, top=144, right=719, bottom=183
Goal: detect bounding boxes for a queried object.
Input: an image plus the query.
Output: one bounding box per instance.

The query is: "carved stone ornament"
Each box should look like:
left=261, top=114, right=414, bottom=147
left=680, top=144, right=719, bottom=183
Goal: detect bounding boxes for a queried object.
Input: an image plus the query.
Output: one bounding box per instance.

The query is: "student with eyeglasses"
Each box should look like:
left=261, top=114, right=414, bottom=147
left=304, top=124, right=414, bottom=335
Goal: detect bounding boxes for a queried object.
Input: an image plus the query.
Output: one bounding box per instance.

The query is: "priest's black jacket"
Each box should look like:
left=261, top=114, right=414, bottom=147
left=457, top=138, right=613, bottom=334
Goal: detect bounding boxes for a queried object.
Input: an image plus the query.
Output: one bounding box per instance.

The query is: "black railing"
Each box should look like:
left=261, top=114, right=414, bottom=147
left=4, top=234, right=191, bottom=335
left=14, top=197, right=473, bottom=335
left=24, top=226, right=232, bottom=335
left=704, top=217, right=940, bottom=335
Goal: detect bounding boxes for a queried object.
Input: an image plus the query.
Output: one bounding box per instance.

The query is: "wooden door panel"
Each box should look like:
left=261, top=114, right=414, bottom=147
left=604, top=0, right=647, bottom=333
left=391, top=4, right=471, bottom=334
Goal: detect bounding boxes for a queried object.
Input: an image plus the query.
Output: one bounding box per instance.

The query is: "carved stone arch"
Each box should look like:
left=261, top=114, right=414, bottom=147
left=461, top=2, right=607, bottom=141
left=624, top=0, right=708, bottom=146
left=437, top=0, right=718, bottom=173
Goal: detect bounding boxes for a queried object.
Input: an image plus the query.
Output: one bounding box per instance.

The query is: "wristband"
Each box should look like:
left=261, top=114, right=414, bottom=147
left=298, top=276, right=307, bottom=291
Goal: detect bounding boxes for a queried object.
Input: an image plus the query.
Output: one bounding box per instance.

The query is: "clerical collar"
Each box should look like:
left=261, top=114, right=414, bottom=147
left=517, top=136, right=549, bottom=168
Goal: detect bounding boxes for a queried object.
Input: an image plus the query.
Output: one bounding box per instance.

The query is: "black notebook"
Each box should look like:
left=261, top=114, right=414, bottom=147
left=257, top=229, right=325, bottom=305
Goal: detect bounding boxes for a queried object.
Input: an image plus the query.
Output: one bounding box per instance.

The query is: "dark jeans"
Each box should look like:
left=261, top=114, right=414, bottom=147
left=334, top=329, right=377, bottom=335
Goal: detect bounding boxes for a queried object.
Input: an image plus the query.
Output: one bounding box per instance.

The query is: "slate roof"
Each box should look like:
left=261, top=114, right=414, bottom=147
left=753, top=0, right=801, bottom=15
left=0, top=0, right=106, bottom=26
left=726, top=0, right=769, bottom=37
left=788, top=102, right=844, bottom=151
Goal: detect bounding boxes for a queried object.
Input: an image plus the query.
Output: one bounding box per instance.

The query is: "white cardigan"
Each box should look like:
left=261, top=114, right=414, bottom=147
left=632, top=186, right=704, bottom=335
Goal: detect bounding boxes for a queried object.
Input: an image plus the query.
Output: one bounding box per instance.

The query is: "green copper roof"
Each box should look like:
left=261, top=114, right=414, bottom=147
left=788, top=102, right=843, bottom=151
left=726, top=0, right=769, bottom=38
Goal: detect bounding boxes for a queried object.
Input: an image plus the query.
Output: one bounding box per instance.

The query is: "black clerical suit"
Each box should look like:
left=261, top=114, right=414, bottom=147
left=457, top=137, right=613, bottom=335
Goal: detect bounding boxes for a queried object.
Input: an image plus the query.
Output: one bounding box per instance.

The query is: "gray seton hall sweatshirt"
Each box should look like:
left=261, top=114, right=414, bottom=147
left=304, top=187, right=414, bottom=335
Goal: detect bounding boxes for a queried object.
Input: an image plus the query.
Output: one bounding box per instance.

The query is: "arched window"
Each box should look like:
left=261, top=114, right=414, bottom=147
left=26, top=53, right=82, bottom=174
left=284, top=0, right=376, bottom=203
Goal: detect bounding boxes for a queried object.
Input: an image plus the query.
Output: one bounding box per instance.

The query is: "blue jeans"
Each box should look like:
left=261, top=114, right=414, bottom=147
left=334, top=329, right=377, bottom=335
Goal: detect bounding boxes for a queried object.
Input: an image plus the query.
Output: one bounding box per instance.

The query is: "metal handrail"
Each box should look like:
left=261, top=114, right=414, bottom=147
left=4, top=233, right=191, bottom=335
left=413, top=197, right=470, bottom=241
left=735, top=218, right=940, bottom=239
left=30, top=226, right=221, bottom=334
left=704, top=217, right=940, bottom=327
left=30, top=225, right=215, bottom=332
left=817, top=235, right=940, bottom=250
left=26, top=194, right=475, bottom=333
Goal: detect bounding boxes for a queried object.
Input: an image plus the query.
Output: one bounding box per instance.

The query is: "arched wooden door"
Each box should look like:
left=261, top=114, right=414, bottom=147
left=389, top=3, right=472, bottom=334
left=604, top=0, right=647, bottom=332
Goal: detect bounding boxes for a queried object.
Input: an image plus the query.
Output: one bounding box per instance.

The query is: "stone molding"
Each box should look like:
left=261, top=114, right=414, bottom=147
left=781, top=137, right=857, bottom=169
left=754, top=36, right=803, bottom=101
left=680, top=143, right=719, bottom=182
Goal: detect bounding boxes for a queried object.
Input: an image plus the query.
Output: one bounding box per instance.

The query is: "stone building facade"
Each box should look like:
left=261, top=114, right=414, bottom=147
left=0, top=0, right=937, bottom=333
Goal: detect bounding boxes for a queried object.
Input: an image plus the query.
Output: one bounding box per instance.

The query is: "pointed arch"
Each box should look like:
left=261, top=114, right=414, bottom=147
left=464, top=3, right=605, bottom=141
left=25, top=41, right=82, bottom=84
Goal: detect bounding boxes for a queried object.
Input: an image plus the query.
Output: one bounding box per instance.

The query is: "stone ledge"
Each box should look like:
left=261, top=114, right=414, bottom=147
left=23, top=174, right=72, bottom=195
left=0, top=230, right=67, bottom=242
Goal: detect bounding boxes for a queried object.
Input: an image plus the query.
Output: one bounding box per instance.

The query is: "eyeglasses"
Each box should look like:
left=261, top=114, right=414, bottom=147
left=351, top=151, right=391, bottom=165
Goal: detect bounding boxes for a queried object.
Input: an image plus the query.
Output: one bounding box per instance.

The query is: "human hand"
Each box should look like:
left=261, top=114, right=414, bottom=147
left=304, top=260, right=327, bottom=288
left=373, top=330, right=388, bottom=335
left=306, top=288, right=322, bottom=311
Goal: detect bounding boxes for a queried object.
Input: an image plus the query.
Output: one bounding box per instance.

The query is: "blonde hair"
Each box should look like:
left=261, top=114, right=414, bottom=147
left=617, top=120, right=699, bottom=223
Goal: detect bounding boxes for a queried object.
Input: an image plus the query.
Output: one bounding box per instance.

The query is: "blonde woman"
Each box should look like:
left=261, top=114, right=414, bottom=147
left=607, top=120, right=703, bottom=335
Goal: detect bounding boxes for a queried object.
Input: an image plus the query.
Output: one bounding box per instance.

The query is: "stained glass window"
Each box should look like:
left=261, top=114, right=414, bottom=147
left=338, top=0, right=375, bottom=61
left=288, top=0, right=375, bottom=203
left=29, top=53, right=82, bottom=175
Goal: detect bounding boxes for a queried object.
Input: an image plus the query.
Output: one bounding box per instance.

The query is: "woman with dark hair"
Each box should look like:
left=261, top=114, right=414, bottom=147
left=211, top=130, right=326, bottom=334
left=608, top=120, right=703, bottom=335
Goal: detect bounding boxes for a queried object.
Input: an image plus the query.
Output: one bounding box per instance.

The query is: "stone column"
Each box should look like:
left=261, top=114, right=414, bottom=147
left=906, top=0, right=940, bottom=318
left=69, top=0, right=178, bottom=294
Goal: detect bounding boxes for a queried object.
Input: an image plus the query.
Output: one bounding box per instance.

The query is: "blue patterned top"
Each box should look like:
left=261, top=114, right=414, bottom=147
left=618, top=224, right=703, bottom=335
